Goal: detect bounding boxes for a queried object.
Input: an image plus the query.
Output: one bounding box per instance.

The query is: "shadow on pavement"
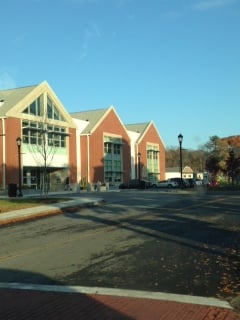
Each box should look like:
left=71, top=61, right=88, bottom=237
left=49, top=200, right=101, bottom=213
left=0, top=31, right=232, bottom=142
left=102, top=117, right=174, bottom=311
left=0, top=268, right=134, bottom=320
left=61, top=196, right=240, bottom=299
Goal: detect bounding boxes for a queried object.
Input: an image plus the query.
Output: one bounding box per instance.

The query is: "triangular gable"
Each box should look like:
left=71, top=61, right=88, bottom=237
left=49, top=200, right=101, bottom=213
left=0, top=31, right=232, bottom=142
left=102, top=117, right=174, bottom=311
left=3, top=81, right=76, bottom=128
left=71, top=105, right=129, bottom=136
left=183, top=166, right=193, bottom=174
left=126, top=121, right=152, bottom=143
left=104, top=106, right=130, bottom=137
left=138, top=121, right=165, bottom=147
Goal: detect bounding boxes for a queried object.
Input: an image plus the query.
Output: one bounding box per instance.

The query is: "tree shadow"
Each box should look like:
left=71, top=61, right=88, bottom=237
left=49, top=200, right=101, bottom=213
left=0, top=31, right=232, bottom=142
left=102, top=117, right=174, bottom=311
left=63, top=210, right=239, bottom=259
left=61, top=194, right=240, bottom=297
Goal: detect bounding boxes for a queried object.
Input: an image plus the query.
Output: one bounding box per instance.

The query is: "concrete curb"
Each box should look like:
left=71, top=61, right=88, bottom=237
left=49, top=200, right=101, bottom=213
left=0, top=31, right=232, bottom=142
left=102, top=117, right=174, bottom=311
left=0, top=197, right=104, bottom=226
left=0, top=282, right=232, bottom=309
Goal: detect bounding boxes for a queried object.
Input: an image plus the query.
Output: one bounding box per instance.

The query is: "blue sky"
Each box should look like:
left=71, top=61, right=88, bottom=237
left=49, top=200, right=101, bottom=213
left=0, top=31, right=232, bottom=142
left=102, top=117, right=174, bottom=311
left=1, top=0, right=239, bottom=150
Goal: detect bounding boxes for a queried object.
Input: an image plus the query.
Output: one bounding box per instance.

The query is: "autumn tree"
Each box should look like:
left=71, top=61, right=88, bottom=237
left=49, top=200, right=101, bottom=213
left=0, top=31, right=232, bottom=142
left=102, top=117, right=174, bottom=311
left=203, top=136, right=229, bottom=179
left=166, top=135, right=240, bottom=184
left=225, top=150, right=240, bottom=185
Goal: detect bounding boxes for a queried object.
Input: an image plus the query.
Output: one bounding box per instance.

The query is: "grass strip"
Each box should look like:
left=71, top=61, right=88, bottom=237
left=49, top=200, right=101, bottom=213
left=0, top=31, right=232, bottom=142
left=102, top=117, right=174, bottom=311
left=0, top=198, right=71, bottom=213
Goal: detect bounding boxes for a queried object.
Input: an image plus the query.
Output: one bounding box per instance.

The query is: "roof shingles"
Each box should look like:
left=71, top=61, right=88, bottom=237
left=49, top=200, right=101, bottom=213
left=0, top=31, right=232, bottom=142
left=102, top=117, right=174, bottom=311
left=70, top=108, right=108, bottom=134
left=0, top=85, right=37, bottom=117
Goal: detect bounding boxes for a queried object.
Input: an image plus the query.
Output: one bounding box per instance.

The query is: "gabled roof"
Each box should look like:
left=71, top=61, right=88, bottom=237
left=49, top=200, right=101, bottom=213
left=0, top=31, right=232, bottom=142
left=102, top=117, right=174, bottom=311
left=183, top=166, right=193, bottom=174
left=126, top=121, right=164, bottom=145
left=125, top=123, right=150, bottom=135
left=0, top=85, right=37, bottom=116
left=70, top=108, right=108, bottom=134
left=71, top=106, right=129, bottom=136
left=0, top=81, right=76, bottom=128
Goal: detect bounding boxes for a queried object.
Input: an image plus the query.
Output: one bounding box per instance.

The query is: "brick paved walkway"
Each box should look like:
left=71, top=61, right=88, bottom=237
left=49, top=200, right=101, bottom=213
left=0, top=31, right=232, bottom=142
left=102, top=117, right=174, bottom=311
left=0, top=288, right=239, bottom=320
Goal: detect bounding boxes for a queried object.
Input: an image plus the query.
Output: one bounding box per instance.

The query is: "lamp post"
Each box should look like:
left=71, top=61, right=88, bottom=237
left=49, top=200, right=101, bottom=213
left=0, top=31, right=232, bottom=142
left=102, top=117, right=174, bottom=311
left=16, top=137, right=23, bottom=197
left=137, top=152, right=141, bottom=184
left=178, top=133, right=183, bottom=189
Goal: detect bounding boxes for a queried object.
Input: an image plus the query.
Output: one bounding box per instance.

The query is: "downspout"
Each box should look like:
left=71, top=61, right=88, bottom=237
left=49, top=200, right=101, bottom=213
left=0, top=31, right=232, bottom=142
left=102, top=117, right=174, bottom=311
left=76, top=128, right=81, bottom=184
left=1, top=117, right=6, bottom=189
left=136, top=143, right=139, bottom=180
left=87, top=134, right=90, bottom=183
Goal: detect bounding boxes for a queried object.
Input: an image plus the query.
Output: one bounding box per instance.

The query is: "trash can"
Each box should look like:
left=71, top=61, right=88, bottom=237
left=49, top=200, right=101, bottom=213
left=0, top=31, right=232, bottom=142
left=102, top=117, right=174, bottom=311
left=8, top=183, right=17, bottom=197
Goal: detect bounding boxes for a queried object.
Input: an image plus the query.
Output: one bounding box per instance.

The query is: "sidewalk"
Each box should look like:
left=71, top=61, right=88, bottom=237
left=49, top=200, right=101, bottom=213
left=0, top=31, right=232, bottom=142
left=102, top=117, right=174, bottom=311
left=0, top=190, right=104, bottom=226
left=0, top=283, right=239, bottom=320
left=0, top=190, right=240, bottom=319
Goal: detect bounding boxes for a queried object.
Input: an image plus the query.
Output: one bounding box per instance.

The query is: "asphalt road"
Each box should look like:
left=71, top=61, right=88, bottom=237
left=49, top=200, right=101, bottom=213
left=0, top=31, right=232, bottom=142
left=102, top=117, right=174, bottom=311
left=0, top=189, right=239, bottom=305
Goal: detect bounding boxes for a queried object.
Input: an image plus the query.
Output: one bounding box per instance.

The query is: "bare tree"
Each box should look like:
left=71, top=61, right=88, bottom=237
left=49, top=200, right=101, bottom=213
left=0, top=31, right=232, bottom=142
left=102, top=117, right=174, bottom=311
left=26, top=117, right=57, bottom=197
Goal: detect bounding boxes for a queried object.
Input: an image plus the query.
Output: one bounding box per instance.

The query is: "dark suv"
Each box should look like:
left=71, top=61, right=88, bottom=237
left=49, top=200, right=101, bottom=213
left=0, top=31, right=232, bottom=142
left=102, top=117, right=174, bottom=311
left=119, top=179, right=152, bottom=189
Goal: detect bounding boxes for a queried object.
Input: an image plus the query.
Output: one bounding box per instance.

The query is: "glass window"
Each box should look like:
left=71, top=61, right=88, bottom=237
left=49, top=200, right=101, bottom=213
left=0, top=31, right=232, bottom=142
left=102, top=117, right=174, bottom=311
left=22, top=121, right=29, bottom=143
left=147, top=144, right=160, bottom=182
left=113, top=160, right=121, bottom=172
left=22, top=96, right=42, bottom=116
left=22, top=120, right=67, bottom=148
left=29, top=102, right=36, bottom=115
left=103, top=136, right=123, bottom=182
left=30, top=130, right=37, bottom=144
left=61, top=136, right=65, bottom=147
left=53, top=106, right=60, bottom=120
left=104, top=160, right=112, bottom=172
left=114, top=144, right=120, bottom=154
left=48, top=132, right=54, bottom=146
left=47, top=95, right=66, bottom=121
left=104, top=142, right=112, bottom=154
left=47, top=98, right=52, bottom=119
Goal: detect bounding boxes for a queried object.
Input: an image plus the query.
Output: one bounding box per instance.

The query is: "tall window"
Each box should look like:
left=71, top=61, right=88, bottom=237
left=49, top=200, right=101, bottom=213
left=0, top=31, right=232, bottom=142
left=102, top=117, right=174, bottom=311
left=147, top=144, right=160, bottom=182
left=104, top=136, right=122, bottom=183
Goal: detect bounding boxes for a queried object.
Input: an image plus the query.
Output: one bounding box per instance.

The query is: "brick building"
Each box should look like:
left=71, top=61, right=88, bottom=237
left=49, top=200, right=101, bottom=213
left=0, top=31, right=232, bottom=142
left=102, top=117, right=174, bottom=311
left=0, top=81, right=165, bottom=192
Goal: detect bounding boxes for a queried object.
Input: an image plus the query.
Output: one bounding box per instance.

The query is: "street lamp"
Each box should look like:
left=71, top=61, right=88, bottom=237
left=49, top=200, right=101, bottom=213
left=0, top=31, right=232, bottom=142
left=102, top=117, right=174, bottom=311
left=16, top=137, right=23, bottom=197
left=137, top=152, right=141, bottom=184
left=178, top=133, right=183, bottom=189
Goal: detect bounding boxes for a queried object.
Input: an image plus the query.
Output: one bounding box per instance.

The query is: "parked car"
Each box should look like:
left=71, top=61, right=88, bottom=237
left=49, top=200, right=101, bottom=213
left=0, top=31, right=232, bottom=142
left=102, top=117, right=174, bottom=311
left=207, top=180, right=219, bottom=187
left=186, top=178, right=195, bottom=188
left=186, top=178, right=204, bottom=188
left=119, top=179, right=152, bottom=189
left=195, top=179, right=203, bottom=186
left=152, top=179, right=178, bottom=188
left=169, top=177, right=190, bottom=188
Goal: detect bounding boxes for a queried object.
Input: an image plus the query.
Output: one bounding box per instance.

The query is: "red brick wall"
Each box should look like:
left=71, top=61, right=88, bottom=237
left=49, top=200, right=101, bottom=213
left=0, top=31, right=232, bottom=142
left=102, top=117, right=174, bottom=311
left=0, top=119, right=3, bottom=186
left=81, top=109, right=131, bottom=184
left=5, top=118, right=21, bottom=184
